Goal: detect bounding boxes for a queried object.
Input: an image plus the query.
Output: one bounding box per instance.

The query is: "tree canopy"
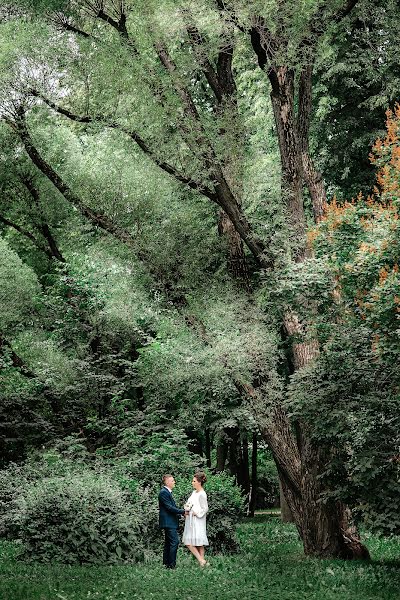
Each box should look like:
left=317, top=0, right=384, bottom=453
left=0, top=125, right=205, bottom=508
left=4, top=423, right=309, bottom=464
left=0, top=0, right=399, bottom=559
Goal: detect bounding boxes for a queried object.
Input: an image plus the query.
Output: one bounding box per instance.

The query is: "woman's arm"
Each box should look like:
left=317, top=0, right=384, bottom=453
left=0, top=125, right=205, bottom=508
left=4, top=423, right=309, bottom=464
left=193, top=493, right=208, bottom=518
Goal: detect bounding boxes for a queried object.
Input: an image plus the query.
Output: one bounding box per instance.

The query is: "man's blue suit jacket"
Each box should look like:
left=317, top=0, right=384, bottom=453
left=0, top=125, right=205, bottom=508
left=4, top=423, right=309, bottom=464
left=158, top=487, right=185, bottom=529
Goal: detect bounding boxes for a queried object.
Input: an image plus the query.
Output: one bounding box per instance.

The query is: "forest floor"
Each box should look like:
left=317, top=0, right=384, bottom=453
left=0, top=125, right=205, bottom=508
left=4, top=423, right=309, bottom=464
left=1, top=516, right=399, bottom=600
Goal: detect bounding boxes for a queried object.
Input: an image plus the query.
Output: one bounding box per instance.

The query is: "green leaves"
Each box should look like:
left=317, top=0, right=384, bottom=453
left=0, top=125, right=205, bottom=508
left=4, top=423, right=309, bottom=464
left=0, top=238, right=40, bottom=332
left=15, top=470, right=144, bottom=564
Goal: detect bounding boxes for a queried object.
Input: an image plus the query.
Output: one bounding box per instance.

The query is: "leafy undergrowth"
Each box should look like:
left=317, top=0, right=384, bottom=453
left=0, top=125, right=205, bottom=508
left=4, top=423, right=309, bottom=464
left=0, top=518, right=399, bottom=600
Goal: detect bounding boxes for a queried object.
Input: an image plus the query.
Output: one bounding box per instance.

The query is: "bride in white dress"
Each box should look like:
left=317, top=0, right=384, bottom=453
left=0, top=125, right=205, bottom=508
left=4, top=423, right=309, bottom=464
left=182, top=472, right=209, bottom=567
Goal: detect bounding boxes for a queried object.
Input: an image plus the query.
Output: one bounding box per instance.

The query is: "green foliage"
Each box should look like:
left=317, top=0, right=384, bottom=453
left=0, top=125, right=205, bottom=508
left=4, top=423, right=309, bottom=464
left=0, top=370, right=52, bottom=465
left=0, top=238, right=40, bottom=332
left=287, top=328, right=400, bottom=535
left=0, top=447, right=150, bottom=564
left=0, top=438, right=92, bottom=539
left=116, top=428, right=203, bottom=487
left=0, top=437, right=244, bottom=560
left=313, top=0, right=400, bottom=198
left=17, top=472, right=143, bottom=564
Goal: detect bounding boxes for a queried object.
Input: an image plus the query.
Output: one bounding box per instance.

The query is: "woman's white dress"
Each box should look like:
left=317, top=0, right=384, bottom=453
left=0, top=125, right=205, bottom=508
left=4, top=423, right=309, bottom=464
left=182, top=489, right=209, bottom=546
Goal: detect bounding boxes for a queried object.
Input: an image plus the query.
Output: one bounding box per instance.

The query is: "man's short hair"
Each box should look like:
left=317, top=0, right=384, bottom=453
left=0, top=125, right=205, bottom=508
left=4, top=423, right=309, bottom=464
left=162, top=474, right=173, bottom=484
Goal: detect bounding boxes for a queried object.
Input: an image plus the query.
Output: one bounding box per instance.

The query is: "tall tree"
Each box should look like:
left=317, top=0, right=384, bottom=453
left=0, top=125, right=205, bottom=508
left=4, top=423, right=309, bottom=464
left=2, top=0, right=395, bottom=557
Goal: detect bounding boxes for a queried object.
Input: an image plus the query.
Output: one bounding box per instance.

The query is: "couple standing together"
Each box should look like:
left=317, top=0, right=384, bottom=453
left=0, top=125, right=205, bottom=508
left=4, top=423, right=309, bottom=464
left=158, top=472, right=209, bottom=569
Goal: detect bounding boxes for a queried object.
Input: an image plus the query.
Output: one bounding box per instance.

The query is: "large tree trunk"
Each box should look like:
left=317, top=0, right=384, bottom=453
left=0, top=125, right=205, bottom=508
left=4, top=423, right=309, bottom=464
left=226, top=426, right=239, bottom=478
left=262, top=63, right=369, bottom=559
left=240, top=434, right=251, bottom=496
left=218, top=210, right=251, bottom=287
left=225, top=427, right=251, bottom=494
left=270, top=67, right=308, bottom=263
left=297, top=64, right=326, bottom=222
left=21, top=177, right=66, bottom=262
left=216, top=435, right=228, bottom=472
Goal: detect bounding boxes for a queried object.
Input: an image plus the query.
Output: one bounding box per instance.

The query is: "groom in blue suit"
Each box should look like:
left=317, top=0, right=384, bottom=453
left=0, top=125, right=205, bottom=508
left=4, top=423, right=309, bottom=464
left=159, top=474, right=186, bottom=569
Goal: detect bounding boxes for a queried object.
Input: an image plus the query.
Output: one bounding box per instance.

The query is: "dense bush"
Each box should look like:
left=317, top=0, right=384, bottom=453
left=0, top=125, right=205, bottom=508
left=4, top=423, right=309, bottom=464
left=0, top=462, right=31, bottom=539
left=16, top=471, right=143, bottom=564
left=0, top=436, right=92, bottom=539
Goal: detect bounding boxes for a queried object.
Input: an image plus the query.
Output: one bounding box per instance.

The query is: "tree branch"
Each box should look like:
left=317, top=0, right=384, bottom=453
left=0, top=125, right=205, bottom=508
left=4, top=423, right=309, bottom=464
left=19, top=175, right=66, bottom=262
left=150, top=44, right=269, bottom=264
left=0, top=334, right=36, bottom=378
left=249, top=19, right=280, bottom=93
left=0, top=212, right=54, bottom=258
left=214, top=0, right=248, bottom=34
left=305, top=0, right=360, bottom=46
left=52, top=12, right=92, bottom=38
left=29, top=90, right=91, bottom=122
left=95, top=7, right=138, bottom=54
left=96, top=8, right=123, bottom=32
left=29, top=89, right=215, bottom=200
left=335, top=0, right=360, bottom=22
left=29, top=84, right=269, bottom=266
left=154, top=41, right=201, bottom=123
left=6, top=112, right=137, bottom=248
left=183, top=19, right=224, bottom=103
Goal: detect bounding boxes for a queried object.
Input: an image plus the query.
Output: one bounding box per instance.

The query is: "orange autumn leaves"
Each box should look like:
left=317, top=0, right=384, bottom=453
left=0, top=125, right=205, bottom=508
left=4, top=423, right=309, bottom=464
left=371, top=103, right=400, bottom=198
left=309, top=103, right=400, bottom=355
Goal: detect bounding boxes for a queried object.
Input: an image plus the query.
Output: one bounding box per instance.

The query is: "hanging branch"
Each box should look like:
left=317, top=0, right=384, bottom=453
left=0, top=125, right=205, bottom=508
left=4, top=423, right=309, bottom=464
left=28, top=88, right=217, bottom=200
left=0, top=212, right=55, bottom=259
left=19, top=175, right=66, bottom=262
left=28, top=89, right=269, bottom=266
left=51, top=12, right=92, bottom=38
left=40, top=3, right=270, bottom=266
left=4, top=111, right=137, bottom=248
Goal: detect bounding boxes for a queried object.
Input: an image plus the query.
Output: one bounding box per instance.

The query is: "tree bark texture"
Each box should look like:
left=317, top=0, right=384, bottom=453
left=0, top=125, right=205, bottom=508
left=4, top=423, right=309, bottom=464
left=216, top=436, right=228, bottom=472
left=297, top=65, right=327, bottom=222
left=270, top=67, right=308, bottom=263
left=280, top=481, right=294, bottom=523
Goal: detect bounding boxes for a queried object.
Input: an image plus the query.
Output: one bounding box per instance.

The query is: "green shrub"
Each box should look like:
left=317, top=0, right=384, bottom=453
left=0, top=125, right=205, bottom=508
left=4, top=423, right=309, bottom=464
left=0, top=462, right=31, bottom=539
left=0, top=437, right=91, bottom=539
left=16, top=472, right=143, bottom=564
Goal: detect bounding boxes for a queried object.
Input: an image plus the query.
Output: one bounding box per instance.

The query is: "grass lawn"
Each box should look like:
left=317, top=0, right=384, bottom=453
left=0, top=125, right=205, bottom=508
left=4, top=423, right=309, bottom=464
left=1, top=517, right=399, bottom=600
